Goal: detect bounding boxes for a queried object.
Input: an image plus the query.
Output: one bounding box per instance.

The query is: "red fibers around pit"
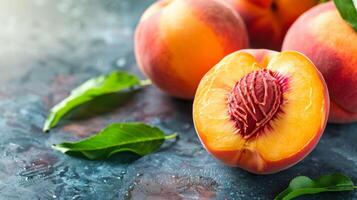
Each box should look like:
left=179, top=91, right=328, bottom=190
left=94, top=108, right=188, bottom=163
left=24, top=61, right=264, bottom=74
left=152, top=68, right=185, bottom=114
left=227, top=70, right=285, bottom=139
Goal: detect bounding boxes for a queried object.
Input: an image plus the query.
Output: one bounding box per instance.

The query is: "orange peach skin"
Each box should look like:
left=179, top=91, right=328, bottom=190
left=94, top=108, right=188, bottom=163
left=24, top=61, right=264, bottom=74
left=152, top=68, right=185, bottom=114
left=193, top=49, right=329, bottom=174
left=282, top=2, right=357, bottom=123
left=221, top=0, right=318, bottom=50
left=135, top=0, right=249, bottom=99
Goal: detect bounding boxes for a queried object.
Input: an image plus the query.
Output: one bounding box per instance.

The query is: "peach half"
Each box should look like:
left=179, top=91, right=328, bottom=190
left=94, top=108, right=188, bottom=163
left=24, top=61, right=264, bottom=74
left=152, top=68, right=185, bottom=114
left=135, top=0, right=248, bottom=99
left=193, top=49, right=329, bottom=174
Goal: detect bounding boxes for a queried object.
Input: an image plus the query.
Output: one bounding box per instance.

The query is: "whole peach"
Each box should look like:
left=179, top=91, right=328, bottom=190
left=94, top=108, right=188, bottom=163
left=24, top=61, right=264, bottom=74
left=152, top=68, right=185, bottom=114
left=221, top=0, right=318, bottom=50
left=282, top=2, right=357, bottom=123
left=135, top=0, right=249, bottom=99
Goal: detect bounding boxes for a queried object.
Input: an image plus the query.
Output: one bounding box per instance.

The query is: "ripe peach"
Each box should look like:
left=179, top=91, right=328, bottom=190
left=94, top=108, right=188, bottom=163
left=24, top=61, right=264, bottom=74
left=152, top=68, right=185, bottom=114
left=282, top=2, right=357, bottom=123
left=221, top=0, right=317, bottom=50
left=193, top=49, right=329, bottom=174
left=135, top=0, right=249, bottom=99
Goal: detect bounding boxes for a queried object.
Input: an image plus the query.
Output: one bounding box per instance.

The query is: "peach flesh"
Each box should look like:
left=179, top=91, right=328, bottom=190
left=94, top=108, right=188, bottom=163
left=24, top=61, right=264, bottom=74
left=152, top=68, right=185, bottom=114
left=193, top=50, right=329, bottom=174
left=227, top=69, right=286, bottom=139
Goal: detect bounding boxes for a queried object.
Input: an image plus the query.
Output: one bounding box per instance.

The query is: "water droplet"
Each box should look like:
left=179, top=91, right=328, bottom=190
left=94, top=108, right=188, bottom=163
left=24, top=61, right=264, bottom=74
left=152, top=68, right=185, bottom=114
left=116, top=58, right=126, bottom=68
left=52, top=194, right=57, bottom=199
left=182, top=123, right=191, bottom=130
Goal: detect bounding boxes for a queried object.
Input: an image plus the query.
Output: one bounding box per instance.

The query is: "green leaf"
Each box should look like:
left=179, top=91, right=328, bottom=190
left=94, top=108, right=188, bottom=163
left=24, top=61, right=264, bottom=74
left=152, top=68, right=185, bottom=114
left=275, top=173, right=355, bottom=200
left=52, top=122, right=177, bottom=160
left=334, top=0, right=357, bottom=32
left=43, top=71, right=150, bottom=132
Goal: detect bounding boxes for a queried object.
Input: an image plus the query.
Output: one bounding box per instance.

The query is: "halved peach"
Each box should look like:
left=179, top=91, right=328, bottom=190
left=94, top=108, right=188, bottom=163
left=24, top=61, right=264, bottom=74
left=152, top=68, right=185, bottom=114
left=193, top=49, right=329, bottom=174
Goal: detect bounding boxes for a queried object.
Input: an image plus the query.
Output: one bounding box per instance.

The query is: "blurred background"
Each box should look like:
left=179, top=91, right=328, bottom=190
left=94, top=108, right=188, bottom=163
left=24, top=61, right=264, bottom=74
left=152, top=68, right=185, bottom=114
left=0, top=0, right=153, bottom=83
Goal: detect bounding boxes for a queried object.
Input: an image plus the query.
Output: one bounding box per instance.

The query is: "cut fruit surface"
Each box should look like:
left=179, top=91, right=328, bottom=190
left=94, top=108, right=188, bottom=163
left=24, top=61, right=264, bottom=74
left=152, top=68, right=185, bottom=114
left=193, top=50, right=329, bottom=174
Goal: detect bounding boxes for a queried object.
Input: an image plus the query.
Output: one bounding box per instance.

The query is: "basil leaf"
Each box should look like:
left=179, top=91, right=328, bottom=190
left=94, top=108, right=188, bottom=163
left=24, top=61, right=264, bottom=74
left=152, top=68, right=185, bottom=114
left=334, top=0, right=357, bottom=32
left=275, top=173, right=355, bottom=200
left=43, top=71, right=150, bottom=132
left=52, top=122, right=177, bottom=160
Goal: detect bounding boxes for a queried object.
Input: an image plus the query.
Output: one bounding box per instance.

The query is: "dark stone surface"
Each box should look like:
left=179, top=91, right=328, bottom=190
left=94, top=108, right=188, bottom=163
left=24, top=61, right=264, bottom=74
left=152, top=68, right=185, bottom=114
left=0, top=0, right=356, bottom=199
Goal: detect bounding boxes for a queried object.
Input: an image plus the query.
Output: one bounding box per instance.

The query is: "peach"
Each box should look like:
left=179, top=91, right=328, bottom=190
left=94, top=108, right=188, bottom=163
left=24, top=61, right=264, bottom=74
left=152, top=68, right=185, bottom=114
left=193, top=49, right=329, bottom=174
left=282, top=2, right=357, bottom=123
left=135, top=0, right=249, bottom=99
left=221, top=0, right=317, bottom=50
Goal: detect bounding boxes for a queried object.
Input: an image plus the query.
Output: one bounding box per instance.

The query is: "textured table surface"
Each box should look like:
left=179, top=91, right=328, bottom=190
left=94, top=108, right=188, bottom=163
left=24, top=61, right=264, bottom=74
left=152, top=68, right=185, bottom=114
left=1, top=0, right=357, bottom=199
